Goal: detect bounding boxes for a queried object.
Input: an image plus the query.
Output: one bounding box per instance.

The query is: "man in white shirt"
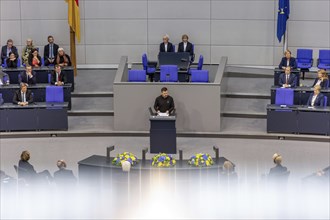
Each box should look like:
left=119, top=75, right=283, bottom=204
left=12, top=83, right=33, bottom=106
left=307, top=85, right=325, bottom=107
left=51, top=64, right=66, bottom=86
left=278, top=67, right=297, bottom=88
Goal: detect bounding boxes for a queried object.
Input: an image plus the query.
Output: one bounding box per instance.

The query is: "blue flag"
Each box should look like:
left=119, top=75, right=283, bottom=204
left=277, top=0, right=290, bottom=42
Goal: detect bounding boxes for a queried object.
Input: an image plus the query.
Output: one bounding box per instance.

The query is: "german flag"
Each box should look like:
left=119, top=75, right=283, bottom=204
left=66, top=0, right=81, bottom=42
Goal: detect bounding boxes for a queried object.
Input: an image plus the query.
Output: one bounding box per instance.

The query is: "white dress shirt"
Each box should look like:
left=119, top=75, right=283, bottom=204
left=183, top=42, right=187, bottom=52
left=311, top=94, right=317, bottom=106
left=164, top=43, right=168, bottom=52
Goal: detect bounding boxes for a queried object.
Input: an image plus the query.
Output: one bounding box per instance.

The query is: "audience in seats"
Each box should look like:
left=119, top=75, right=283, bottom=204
left=51, top=64, right=67, bottom=86
left=18, top=65, right=37, bottom=85
left=28, top=48, right=42, bottom=68
left=312, top=69, right=329, bottom=88
left=44, top=35, right=59, bottom=66
left=278, top=67, right=297, bottom=88
left=22, top=38, right=35, bottom=65
left=53, top=160, right=76, bottom=187
left=159, top=34, right=174, bottom=53
left=178, top=34, right=194, bottom=61
left=279, top=50, right=297, bottom=70
left=56, top=48, right=71, bottom=67
left=6, top=52, right=18, bottom=68
left=307, top=85, right=325, bottom=107
left=12, top=83, right=33, bottom=106
left=18, top=150, right=53, bottom=184
left=1, top=39, right=19, bottom=64
left=269, top=153, right=288, bottom=176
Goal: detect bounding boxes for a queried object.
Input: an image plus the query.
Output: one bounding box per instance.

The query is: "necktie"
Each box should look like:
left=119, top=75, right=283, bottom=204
left=286, top=75, right=289, bottom=84
left=50, top=44, right=53, bottom=58
left=22, top=93, right=26, bottom=102
left=57, top=72, right=60, bottom=82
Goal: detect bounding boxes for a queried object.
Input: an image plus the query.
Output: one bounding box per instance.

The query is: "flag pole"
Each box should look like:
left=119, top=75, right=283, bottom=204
left=70, top=27, right=77, bottom=77
left=283, top=25, right=288, bottom=53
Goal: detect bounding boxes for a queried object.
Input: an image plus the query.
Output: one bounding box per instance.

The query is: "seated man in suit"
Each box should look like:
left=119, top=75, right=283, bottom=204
left=279, top=50, right=297, bottom=70
left=307, top=85, right=325, bottom=107
left=159, top=34, right=174, bottom=53
left=18, top=65, right=37, bottom=85
left=279, top=67, right=297, bottom=88
left=269, top=153, right=288, bottom=176
left=53, top=160, right=76, bottom=188
left=51, top=64, right=67, bottom=86
left=44, top=35, right=59, bottom=66
left=1, top=39, right=19, bottom=64
left=154, top=87, right=175, bottom=115
left=178, top=34, right=194, bottom=59
left=13, top=83, right=33, bottom=106
left=312, top=69, right=329, bottom=88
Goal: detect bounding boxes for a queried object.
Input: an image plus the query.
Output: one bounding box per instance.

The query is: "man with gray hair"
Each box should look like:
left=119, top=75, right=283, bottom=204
left=160, top=34, right=174, bottom=53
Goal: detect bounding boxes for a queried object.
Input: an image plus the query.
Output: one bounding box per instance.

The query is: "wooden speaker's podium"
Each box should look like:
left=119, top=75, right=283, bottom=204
left=149, top=108, right=177, bottom=154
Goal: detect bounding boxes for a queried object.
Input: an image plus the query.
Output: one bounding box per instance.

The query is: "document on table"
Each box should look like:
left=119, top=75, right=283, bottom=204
left=158, top=113, right=169, bottom=117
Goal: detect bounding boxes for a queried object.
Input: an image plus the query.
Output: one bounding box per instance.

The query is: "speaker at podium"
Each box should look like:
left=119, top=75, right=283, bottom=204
left=149, top=107, right=177, bottom=154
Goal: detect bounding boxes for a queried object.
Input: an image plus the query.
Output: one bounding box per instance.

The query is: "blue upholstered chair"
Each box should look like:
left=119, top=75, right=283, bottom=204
left=160, top=65, right=178, bottom=82
left=324, top=96, right=328, bottom=106
left=41, top=57, right=45, bottom=66
left=128, top=70, right=147, bottom=82
left=190, top=70, right=209, bottom=83
left=0, top=93, right=3, bottom=105
left=142, top=53, right=156, bottom=80
left=296, top=49, right=313, bottom=69
left=275, top=88, right=294, bottom=105
left=46, top=86, right=64, bottom=103
left=317, top=50, right=330, bottom=70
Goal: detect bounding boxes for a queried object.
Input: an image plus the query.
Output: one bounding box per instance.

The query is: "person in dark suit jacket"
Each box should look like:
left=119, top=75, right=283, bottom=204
left=312, top=69, right=329, bottom=88
left=307, top=85, right=325, bottom=107
left=6, top=52, right=18, bottom=68
left=54, top=160, right=76, bottom=187
left=159, top=34, right=174, bottom=53
left=44, top=35, right=59, bottom=66
left=12, top=83, right=33, bottom=105
left=279, top=50, right=297, bottom=69
left=279, top=67, right=297, bottom=88
left=178, top=34, right=194, bottom=62
left=51, top=64, right=67, bottom=85
left=18, top=65, right=37, bottom=85
left=1, top=39, right=19, bottom=64
left=269, top=153, right=288, bottom=176
left=56, top=48, right=72, bottom=66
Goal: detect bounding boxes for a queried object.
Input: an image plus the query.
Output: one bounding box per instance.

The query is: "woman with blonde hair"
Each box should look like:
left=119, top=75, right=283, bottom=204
left=56, top=48, right=71, bottom=66
left=312, top=69, right=329, bottom=88
left=269, top=153, right=287, bottom=175
left=22, top=38, right=35, bottom=65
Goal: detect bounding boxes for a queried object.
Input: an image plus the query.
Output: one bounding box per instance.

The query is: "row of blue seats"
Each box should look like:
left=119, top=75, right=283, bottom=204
left=275, top=88, right=328, bottom=106
left=296, top=49, right=330, bottom=70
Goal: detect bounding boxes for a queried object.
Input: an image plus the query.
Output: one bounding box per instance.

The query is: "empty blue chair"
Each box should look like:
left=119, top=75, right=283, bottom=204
left=317, top=50, right=330, bottom=70
left=142, top=53, right=156, bottom=77
left=160, top=65, right=178, bottom=82
left=324, top=96, right=328, bottom=106
left=296, top=49, right=313, bottom=69
left=128, top=70, right=146, bottom=82
left=190, top=70, right=209, bottom=83
left=46, top=86, right=64, bottom=103
left=189, top=55, right=204, bottom=75
left=275, top=88, right=294, bottom=105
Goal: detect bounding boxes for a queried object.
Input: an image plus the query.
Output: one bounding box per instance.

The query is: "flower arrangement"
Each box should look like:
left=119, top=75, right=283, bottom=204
left=188, top=153, right=214, bottom=167
left=112, top=152, right=138, bottom=166
left=151, top=153, right=176, bottom=167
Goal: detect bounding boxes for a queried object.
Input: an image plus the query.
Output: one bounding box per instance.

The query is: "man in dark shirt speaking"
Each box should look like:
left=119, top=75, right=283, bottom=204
left=154, top=87, right=175, bottom=115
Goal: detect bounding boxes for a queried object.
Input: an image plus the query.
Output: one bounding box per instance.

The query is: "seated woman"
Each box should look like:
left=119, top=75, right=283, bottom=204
left=279, top=50, right=297, bottom=70
left=6, top=52, right=18, bottom=68
left=307, top=85, right=325, bottom=107
left=28, top=48, right=42, bottom=67
left=22, top=38, right=35, bottom=65
left=56, top=48, right=71, bottom=67
left=18, top=150, right=52, bottom=184
left=269, top=153, right=287, bottom=176
left=312, top=69, right=329, bottom=88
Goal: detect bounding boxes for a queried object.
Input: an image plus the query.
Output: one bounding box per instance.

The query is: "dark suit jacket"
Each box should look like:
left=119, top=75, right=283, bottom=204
left=307, top=93, right=325, bottom=107
left=269, top=164, right=288, bottom=176
left=1, top=45, right=19, bottom=63
left=28, top=54, right=42, bottom=67
left=18, top=71, right=37, bottom=85
left=312, top=78, right=329, bottom=88
left=160, top=42, right=174, bottom=53
left=13, top=89, right=34, bottom=104
left=279, top=73, right=297, bottom=87
left=43, top=43, right=59, bottom=60
left=6, top=58, right=18, bottom=68
left=54, top=169, right=76, bottom=186
left=51, top=71, right=67, bottom=85
left=279, top=57, right=297, bottom=69
left=18, top=160, right=37, bottom=180
left=56, top=55, right=72, bottom=66
left=178, top=42, right=194, bottom=56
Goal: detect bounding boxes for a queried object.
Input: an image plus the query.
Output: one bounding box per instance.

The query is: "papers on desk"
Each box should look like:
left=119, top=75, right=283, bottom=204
left=158, top=112, right=169, bottom=117
left=307, top=106, right=315, bottom=109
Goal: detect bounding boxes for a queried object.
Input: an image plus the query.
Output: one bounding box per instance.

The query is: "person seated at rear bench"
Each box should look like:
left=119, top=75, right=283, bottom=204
left=159, top=34, right=174, bottom=53
left=312, top=69, right=329, bottom=88
left=18, top=65, right=36, bottom=85
left=12, top=83, right=33, bottom=106
left=56, top=48, right=71, bottom=67
left=51, top=64, right=67, bottom=86
left=154, top=87, right=175, bottom=115
left=278, top=67, right=297, bottom=88
left=22, top=38, right=35, bottom=65
left=28, top=48, right=42, bottom=68
left=44, top=35, right=59, bottom=66
left=269, top=153, right=287, bottom=176
left=6, top=52, right=18, bottom=68
left=1, top=39, right=19, bottom=64
left=279, top=50, right=297, bottom=70
left=307, top=85, right=325, bottom=107
left=53, top=160, right=76, bottom=188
